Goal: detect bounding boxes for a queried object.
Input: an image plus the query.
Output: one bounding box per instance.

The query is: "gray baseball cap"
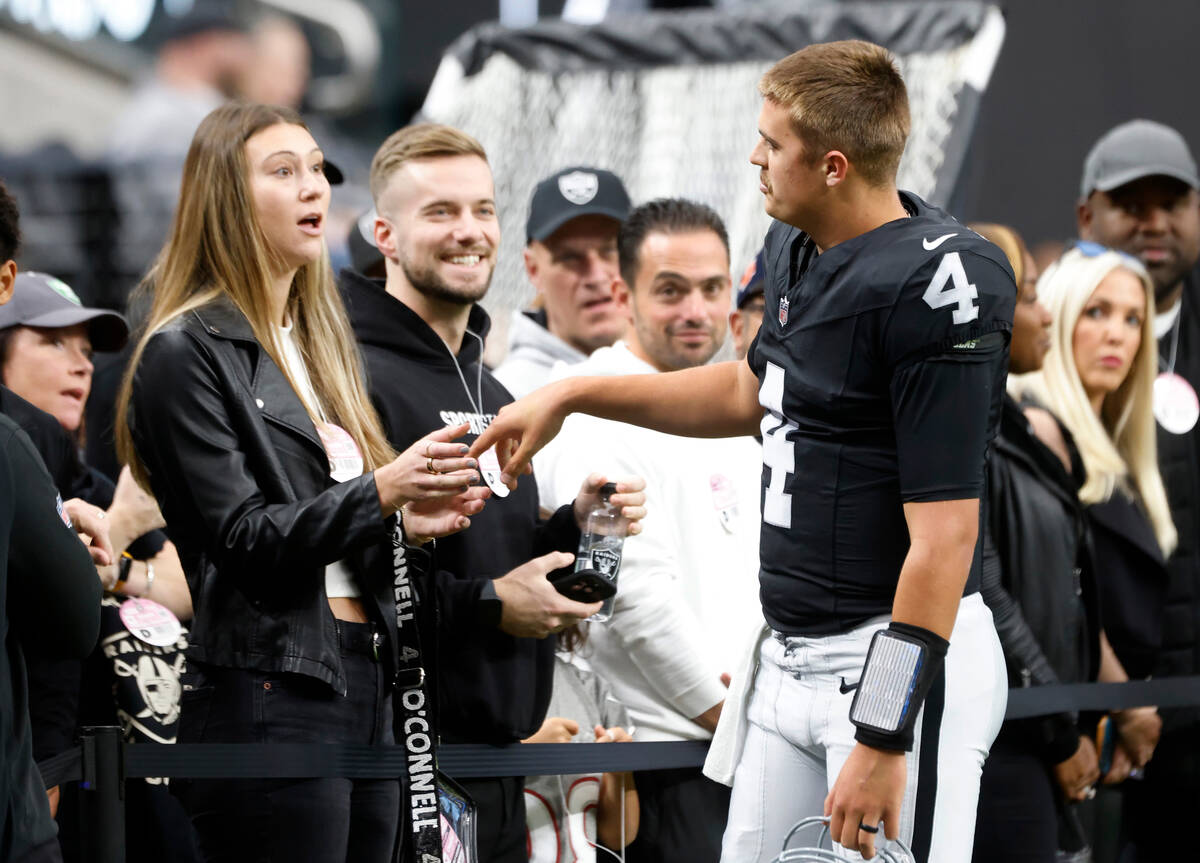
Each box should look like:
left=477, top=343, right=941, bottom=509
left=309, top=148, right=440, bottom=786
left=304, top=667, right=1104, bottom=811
left=0, top=272, right=129, bottom=352
left=1081, top=119, right=1199, bottom=198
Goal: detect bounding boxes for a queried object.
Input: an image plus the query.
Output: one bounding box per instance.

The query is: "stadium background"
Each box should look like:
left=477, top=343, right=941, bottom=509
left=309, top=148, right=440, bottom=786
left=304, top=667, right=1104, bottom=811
left=2, top=0, right=1196, bottom=317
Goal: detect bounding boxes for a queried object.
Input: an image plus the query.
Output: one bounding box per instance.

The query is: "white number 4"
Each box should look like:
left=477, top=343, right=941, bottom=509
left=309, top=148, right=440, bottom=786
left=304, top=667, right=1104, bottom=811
left=922, top=252, right=979, bottom=324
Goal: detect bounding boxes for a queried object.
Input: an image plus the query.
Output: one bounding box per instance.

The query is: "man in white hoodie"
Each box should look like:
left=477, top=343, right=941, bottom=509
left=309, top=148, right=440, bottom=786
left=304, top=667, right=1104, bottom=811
left=536, top=198, right=762, bottom=863
left=494, top=167, right=631, bottom=398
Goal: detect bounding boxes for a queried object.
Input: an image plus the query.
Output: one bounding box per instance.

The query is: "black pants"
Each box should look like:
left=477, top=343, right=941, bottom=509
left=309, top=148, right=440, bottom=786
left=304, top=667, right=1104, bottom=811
left=972, top=738, right=1058, bottom=863
left=624, top=765, right=730, bottom=863
left=15, top=839, right=63, bottom=863
left=458, top=775, right=527, bottom=863
left=1120, top=721, right=1200, bottom=861
left=174, top=623, right=399, bottom=863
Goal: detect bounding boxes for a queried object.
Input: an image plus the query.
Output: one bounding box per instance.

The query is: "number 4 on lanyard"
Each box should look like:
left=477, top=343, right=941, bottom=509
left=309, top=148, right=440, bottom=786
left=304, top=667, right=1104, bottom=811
left=391, top=522, right=478, bottom=862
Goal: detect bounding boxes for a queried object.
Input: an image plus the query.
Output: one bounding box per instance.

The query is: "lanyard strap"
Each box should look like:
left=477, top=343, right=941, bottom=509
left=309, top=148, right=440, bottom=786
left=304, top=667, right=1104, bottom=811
left=391, top=522, right=442, bottom=861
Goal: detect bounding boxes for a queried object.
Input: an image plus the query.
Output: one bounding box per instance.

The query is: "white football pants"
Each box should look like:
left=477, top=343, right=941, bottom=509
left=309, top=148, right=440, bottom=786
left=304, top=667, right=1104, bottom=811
left=720, top=593, right=1007, bottom=863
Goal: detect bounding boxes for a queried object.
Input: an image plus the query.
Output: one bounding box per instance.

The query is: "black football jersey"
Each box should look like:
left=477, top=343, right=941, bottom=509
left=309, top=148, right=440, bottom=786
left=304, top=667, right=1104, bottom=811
left=746, top=192, right=1016, bottom=635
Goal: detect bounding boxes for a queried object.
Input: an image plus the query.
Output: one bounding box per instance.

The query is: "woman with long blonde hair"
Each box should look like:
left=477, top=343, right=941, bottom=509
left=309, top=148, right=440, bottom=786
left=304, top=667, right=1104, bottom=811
left=1013, top=243, right=1168, bottom=790
left=116, top=102, right=487, bottom=862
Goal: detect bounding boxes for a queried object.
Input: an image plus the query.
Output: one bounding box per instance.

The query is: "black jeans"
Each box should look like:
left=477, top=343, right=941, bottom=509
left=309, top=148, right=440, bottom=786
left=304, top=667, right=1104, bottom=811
left=972, top=737, right=1058, bottom=863
left=174, top=622, right=399, bottom=863
left=457, top=776, right=526, bottom=863
left=624, top=766, right=730, bottom=863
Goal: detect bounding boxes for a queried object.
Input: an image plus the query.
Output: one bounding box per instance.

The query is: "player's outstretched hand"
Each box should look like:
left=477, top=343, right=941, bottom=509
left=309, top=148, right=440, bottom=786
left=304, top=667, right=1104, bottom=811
left=825, top=742, right=905, bottom=860
left=470, top=380, right=574, bottom=488
left=573, top=473, right=647, bottom=536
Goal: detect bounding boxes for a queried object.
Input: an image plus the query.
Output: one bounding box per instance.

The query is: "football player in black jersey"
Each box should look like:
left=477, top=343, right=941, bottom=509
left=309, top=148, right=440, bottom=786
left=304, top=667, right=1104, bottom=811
left=474, top=40, right=1016, bottom=862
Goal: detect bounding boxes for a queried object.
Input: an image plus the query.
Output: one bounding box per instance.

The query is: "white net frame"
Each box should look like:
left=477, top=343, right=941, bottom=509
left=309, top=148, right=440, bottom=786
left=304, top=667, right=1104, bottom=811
left=421, top=4, right=1005, bottom=319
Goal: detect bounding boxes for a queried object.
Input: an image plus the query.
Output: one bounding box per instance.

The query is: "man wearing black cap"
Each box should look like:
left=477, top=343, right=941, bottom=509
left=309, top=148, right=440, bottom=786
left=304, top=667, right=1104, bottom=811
left=495, top=167, right=631, bottom=399
left=730, top=248, right=767, bottom=361
left=1078, top=119, right=1200, bottom=861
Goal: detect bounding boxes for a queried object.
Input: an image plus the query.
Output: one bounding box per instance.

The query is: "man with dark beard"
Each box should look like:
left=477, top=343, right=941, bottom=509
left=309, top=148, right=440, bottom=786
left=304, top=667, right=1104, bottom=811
left=1077, top=119, right=1200, bottom=862
left=340, top=124, right=646, bottom=863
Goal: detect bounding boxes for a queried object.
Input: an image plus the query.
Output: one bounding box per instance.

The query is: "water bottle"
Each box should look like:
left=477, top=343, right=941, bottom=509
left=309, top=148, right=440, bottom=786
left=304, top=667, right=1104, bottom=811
left=576, top=482, right=626, bottom=622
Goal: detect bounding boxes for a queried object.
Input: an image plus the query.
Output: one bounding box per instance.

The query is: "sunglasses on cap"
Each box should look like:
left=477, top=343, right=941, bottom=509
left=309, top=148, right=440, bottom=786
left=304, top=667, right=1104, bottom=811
left=1065, top=239, right=1144, bottom=270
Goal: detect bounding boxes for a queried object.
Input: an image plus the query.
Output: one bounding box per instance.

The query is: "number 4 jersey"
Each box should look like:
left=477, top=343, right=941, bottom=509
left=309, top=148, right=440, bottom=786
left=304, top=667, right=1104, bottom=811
left=747, top=192, right=1016, bottom=636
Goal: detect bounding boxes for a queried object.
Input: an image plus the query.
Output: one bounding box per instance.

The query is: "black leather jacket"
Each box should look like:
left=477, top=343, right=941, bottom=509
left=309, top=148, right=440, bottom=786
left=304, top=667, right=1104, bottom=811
left=983, top=396, right=1100, bottom=762
left=128, top=297, right=415, bottom=694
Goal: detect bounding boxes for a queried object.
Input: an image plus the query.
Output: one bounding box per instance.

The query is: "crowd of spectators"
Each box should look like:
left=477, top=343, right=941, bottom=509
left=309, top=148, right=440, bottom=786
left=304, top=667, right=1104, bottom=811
left=2, top=12, right=1200, bottom=863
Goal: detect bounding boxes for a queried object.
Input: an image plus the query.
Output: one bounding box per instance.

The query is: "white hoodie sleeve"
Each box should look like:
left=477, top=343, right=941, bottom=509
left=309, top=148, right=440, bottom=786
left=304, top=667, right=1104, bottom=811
left=537, top=414, right=727, bottom=721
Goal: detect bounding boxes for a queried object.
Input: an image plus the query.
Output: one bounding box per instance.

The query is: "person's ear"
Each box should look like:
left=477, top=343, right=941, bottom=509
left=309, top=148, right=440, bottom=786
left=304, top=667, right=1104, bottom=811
left=1077, top=197, right=1095, bottom=240
left=0, top=260, right=16, bottom=306
left=614, top=279, right=633, bottom=322
left=824, top=150, right=849, bottom=187
left=374, top=216, right=398, bottom=262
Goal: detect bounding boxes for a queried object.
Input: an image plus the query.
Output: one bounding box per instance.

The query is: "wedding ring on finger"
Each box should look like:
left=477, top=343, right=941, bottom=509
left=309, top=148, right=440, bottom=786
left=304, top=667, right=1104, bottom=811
left=426, top=458, right=439, bottom=475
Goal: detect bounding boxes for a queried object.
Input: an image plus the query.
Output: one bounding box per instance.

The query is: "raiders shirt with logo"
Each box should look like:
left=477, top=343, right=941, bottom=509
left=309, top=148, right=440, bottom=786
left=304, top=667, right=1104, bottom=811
left=747, top=192, right=1016, bottom=636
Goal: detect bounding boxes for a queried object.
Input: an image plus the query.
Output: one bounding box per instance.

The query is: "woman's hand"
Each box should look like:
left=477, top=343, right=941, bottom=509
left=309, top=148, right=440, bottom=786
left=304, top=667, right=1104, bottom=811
left=376, top=422, right=481, bottom=516
left=1113, top=706, right=1161, bottom=768
left=1101, top=741, right=1134, bottom=785
left=107, top=465, right=167, bottom=553
left=401, top=486, right=491, bottom=545
left=572, top=473, right=648, bottom=537
left=63, top=498, right=114, bottom=569
left=1053, top=735, right=1100, bottom=801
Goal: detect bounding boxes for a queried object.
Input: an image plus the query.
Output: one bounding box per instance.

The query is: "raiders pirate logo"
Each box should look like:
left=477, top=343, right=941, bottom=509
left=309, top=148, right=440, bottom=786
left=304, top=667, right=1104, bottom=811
left=558, top=171, right=599, bottom=205
left=778, top=296, right=790, bottom=327
left=591, top=547, right=621, bottom=576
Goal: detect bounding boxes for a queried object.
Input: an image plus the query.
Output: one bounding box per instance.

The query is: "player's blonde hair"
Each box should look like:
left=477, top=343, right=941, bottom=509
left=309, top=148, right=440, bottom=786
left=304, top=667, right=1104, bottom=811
left=1012, top=247, right=1175, bottom=555
left=759, top=40, right=910, bottom=187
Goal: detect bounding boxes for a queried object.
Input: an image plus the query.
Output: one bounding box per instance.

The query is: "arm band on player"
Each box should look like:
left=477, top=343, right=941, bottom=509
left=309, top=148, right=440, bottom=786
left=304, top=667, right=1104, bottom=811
left=849, top=622, right=949, bottom=752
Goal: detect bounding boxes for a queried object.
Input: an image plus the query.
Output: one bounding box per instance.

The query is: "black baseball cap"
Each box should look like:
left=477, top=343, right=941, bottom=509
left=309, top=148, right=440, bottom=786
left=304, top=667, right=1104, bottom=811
left=526, top=167, right=631, bottom=243
left=0, top=272, right=129, bottom=352
left=348, top=208, right=385, bottom=276
left=736, top=248, right=767, bottom=309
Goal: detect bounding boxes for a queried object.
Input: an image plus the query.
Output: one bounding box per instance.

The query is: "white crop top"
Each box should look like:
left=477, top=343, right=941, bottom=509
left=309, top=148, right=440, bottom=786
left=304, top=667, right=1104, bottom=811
left=275, top=322, right=361, bottom=599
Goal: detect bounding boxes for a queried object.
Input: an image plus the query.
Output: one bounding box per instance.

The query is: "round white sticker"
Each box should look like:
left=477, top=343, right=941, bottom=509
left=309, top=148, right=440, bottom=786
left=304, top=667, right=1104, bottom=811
left=1154, top=372, right=1200, bottom=435
left=119, top=597, right=184, bottom=648
left=477, top=446, right=511, bottom=498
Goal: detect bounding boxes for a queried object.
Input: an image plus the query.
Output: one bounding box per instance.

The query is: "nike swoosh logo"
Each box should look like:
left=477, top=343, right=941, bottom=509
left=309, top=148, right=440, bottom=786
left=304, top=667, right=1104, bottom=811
left=839, top=677, right=859, bottom=695
left=922, top=233, right=958, bottom=250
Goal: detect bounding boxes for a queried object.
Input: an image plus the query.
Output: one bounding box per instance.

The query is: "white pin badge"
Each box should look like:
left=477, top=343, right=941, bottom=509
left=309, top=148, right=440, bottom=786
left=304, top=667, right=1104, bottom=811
left=710, top=473, right=739, bottom=533
left=1154, top=372, right=1200, bottom=435
left=119, top=597, right=184, bottom=648
left=477, top=446, right=511, bottom=498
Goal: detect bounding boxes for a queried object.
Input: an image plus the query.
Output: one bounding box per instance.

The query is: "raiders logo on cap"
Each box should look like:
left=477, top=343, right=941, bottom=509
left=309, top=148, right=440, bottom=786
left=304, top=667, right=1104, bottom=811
left=558, top=170, right=599, bottom=205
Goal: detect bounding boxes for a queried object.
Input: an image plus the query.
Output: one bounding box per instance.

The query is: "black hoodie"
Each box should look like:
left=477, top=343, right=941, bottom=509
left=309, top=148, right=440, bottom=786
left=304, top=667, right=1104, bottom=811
left=341, top=269, right=579, bottom=743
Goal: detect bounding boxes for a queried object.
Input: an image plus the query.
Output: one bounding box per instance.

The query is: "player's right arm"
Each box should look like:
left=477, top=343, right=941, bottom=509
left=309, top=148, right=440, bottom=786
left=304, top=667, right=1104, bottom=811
left=471, top=358, right=762, bottom=486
